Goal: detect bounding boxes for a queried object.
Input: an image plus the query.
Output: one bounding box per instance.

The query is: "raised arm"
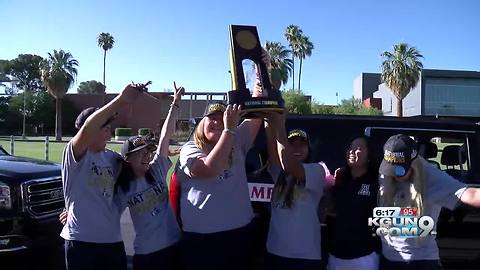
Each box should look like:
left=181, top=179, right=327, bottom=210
left=264, top=117, right=280, bottom=168
left=158, top=82, right=184, bottom=157
left=71, top=84, right=143, bottom=160
left=460, top=187, right=480, bottom=207
left=269, top=111, right=305, bottom=181
left=188, top=104, right=241, bottom=178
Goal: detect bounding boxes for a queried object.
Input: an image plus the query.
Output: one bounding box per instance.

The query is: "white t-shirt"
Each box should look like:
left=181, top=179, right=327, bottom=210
left=115, top=154, right=181, bottom=255
left=267, top=163, right=325, bottom=260
left=178, top=122, right=254, bottom=233
left=61, top=142, right=123, bottom=243
left=380, top=163, right=467, bottom=261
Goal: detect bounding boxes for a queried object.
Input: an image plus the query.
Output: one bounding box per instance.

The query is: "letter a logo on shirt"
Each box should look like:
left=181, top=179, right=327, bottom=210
left=358, top=184, right=370, bottom=196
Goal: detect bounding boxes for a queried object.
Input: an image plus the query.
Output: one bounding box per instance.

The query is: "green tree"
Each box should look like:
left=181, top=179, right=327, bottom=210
left=381, top=43, right=423, bottom=117
left=97, top=32, right=115, bottom=88
left=296, top=35, right=314, bottom=91
left=284, top=25, right=303, bottom=90
left=0, top=60, right=11, bottom=90
left=311, top=101, right=335, bottom=114
left=41, top=49, right=78, bottom=140
left=0, top=55, right=45, bottom=94
left=333, top=97, right=383, bottom=116
left=77, top=80, right=106, bottom=94
left=265, top=41, right=293, bottom=90
left=9, top=91, right=55, bottom=134
left=282, top=89, right=312, bottom=115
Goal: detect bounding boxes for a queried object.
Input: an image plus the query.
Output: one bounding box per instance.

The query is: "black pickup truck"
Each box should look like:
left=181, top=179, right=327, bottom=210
left=171, top=114, right=480, bottom=269
left=0, top=145, right=64, bottom=260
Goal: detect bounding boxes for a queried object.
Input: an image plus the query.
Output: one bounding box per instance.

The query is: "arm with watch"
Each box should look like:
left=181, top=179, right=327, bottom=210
left=187, top=104, right=241, bottom=178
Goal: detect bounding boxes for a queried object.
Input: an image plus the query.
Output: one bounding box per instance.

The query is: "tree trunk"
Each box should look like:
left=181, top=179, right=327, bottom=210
left=298, top=57, right=303, bottom=91
left=55, top=97, right=62, bottom=141
left=291, top=55, right=295, bottom=90
left=103, top=50, right=107, bottom=105
left=396, top=97, right=403, bottom=117
left=103, top=50, right=106, bottom=86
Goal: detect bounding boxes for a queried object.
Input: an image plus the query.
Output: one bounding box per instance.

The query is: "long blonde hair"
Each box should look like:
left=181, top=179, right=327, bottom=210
left=193, top=118, right=209, bottom=152
left=193, top=117, right=234, bottom=167
left=378, top=156, right=429, bottom=217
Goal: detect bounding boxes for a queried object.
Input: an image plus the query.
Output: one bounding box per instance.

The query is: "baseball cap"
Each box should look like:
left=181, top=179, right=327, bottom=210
left=121, top=136, right=157, bottom=158
left=74, top=107, right=116, bottom=130
left=287, top=129, right=308, bottom=142
left=204, top=103, right=226, bottom=117
left=379, top=134, right=418, bottom=177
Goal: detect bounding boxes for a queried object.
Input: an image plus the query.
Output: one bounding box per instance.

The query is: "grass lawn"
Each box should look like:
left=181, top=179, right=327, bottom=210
left=0, top=139, right=179, bottom=183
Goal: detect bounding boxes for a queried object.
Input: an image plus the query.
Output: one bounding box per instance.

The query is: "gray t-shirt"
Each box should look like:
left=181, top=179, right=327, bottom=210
left=60, top=142, right=123, bottom=243
left=381, top=163, right=467, bottom=261
left=267, top=163, right=325, bottom=260
left=116, top=154, right=181, bottom=255
left=178, top=122, right=254, bottom=233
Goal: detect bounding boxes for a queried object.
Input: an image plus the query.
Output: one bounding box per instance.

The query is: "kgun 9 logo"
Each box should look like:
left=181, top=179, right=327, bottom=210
left=368, top=207, right=436, bottom=238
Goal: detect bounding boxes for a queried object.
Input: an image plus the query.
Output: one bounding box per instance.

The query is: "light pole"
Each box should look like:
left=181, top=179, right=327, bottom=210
left=22, top=88, right=26, bottom=139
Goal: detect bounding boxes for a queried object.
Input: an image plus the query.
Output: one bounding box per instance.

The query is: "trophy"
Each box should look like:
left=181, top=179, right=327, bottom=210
left=228, top=25, right=284, bottom=117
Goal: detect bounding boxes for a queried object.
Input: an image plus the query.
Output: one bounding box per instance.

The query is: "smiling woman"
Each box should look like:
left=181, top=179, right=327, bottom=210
left=176, top=101, right=263, bottom=270
left=327, top=136, right=380, bottom=270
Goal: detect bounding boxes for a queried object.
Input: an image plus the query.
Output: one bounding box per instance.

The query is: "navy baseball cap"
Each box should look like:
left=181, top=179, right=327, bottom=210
left=121, top=136, right=157, bottom=158
left=380, top=134, right=418, bottom=177
left=74, top=107, right=116, bottom=130
left=203, top=103, right=226, bottom=117
left=287, top=129, right=309, bottom=142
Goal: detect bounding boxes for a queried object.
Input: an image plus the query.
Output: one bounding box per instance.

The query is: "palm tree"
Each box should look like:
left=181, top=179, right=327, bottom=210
left=295, top=35, right=314, bottom=91
left=284, top=25, right=303, bottom=90
left=265, top=41, right=293, bottom=90
left=381, top=43, right=423, bottom=117
left=97, top=32, right=114, bottom=88
left=41, top=49, right=78, bottom=140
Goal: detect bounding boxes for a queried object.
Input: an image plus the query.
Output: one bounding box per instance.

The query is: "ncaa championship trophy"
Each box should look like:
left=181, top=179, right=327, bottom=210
left=228, top=25, right=284, bottom=117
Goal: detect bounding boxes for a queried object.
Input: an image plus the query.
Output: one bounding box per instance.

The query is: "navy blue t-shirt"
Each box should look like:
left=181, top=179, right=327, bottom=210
left=330, top=168, right=380, bottom=259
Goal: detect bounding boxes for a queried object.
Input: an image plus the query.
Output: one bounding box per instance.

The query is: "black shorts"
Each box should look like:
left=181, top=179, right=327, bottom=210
left=265, top=252, right=323, bottom=270
left=133, top=244, right=179, bottom=270
left=64, top=240, right=127, bottom=270
left=180, top=222, right=255, bottom=270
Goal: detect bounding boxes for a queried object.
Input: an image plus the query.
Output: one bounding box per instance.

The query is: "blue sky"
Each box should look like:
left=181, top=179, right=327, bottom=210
left=1, top=0, right=479, bottom=105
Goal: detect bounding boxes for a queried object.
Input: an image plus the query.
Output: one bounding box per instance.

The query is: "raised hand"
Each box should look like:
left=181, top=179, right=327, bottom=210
left=265, top=109, right=286, bottom=129
left=118, top=82, right=148, bottom=104
left=224, top=104, right=242, bottom=130
left=173, top=81, right=185, bottom=105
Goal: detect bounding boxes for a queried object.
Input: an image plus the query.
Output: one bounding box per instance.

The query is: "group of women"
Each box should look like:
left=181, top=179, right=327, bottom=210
left=60, top=79, right=480, bottom=270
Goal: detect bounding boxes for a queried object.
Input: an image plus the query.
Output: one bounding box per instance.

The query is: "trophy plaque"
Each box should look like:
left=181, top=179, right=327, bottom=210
left=228, top=25, right=284, bottom=117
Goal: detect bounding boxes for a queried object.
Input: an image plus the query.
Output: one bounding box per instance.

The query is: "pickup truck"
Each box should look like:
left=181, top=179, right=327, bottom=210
left=0, top=145, right=64, bottom=260
left=170, top=114, right=480, bottom=269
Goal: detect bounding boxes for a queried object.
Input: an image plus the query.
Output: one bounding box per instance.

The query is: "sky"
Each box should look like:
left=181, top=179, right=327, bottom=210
left=1, top=0, right=479, bottom=105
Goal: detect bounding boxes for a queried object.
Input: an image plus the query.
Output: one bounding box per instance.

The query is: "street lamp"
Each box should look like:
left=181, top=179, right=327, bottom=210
left=22, top=88, right=26, bottom=139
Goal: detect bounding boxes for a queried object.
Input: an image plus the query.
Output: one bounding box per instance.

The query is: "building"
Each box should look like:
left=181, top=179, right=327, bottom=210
left=64, top=91, right=227, bottom=134
left=373, top=69, right=480, bottom=117
left=353, top=73, right=381, bottom=101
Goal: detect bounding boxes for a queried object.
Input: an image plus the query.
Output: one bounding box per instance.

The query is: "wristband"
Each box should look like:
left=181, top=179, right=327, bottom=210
left=223, top=128, right=236, bottom=136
